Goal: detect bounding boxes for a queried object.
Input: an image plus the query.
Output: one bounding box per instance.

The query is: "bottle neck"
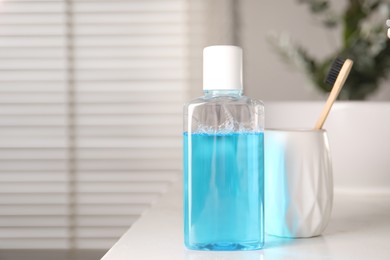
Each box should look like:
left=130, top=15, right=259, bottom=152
left=203, top=89, right=242, bottom=98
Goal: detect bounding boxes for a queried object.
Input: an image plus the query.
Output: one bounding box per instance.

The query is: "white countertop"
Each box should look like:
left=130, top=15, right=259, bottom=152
left=102, top=181, right=390, bottom=260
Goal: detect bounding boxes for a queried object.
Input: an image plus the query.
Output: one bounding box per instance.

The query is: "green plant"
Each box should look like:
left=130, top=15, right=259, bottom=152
left=270, top=0, right=390, bottom=100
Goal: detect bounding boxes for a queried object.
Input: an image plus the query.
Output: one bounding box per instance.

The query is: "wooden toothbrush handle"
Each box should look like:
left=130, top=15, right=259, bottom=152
left=314, top=59, right=353, bottom=130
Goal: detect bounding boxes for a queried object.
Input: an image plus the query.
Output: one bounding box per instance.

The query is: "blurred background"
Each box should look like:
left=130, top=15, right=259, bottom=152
left=0, top=0, right=389, bottom=259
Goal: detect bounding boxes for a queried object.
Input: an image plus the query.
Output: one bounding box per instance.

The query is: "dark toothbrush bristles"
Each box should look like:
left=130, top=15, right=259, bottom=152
left=325, top=57, right=345, bottom=86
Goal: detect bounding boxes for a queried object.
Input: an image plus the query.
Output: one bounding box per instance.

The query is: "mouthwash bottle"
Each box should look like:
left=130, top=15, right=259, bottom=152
left=183, top=45, right=264, bottom=251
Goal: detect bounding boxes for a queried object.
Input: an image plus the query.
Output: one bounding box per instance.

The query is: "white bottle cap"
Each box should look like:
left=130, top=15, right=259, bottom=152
left=203, top=45, right=243, bottom=90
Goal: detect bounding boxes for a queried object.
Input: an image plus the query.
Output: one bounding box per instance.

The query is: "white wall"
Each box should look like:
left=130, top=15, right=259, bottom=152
left=240, top=0, right=390, bottom=101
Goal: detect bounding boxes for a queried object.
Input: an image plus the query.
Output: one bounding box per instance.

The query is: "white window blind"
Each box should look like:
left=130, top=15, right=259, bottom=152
left=0, top=0, right=69, bottom=250
left=0, top=0, right=234, bottom=251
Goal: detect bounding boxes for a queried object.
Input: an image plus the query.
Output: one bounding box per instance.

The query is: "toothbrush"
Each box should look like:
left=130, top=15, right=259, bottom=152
left=314, top=58, right=354, bottom=130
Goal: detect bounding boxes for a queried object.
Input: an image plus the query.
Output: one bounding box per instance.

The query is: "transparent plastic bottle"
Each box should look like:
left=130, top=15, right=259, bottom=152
left=183, top=46, right=264, bottom=251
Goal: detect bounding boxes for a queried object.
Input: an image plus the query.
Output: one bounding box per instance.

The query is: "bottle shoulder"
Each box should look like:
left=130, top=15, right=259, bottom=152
left=185, top=95, right=264, bottom=108
left=183, top=94, right=264, bottom=133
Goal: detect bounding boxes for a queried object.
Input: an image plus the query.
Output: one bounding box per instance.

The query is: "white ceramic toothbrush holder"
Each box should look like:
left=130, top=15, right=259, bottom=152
left=265, top=129, right=333, bottom=238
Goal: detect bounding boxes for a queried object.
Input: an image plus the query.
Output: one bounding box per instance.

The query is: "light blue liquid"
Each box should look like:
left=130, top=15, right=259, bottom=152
left=184, top=132, right=264, bottom=250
